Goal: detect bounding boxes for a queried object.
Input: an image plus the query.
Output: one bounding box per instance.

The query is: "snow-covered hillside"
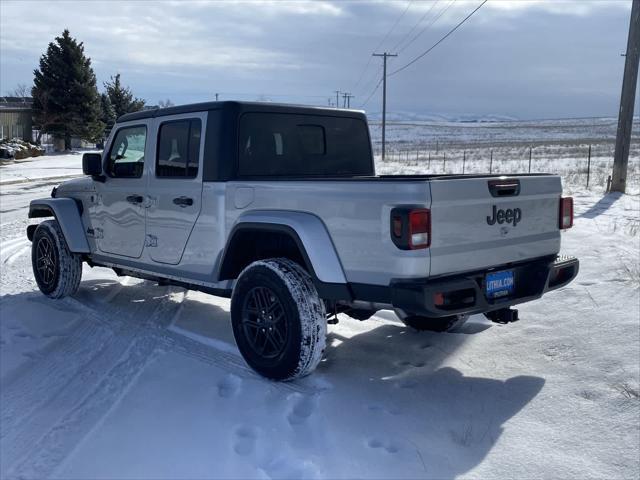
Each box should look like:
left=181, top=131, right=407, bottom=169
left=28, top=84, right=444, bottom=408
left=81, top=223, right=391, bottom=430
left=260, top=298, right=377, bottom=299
left=1, top=145, right=639, bottom=479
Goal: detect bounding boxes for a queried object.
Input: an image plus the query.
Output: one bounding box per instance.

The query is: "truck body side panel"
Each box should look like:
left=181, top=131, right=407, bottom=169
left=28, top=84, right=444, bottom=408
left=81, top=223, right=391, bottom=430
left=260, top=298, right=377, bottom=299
left=224, top=181, right=432, bottom=285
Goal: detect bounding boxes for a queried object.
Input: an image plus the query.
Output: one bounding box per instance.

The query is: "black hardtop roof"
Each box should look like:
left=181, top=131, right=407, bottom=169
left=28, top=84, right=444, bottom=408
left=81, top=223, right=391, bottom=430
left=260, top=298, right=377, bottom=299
left=117, top=100, right=366, bottom=123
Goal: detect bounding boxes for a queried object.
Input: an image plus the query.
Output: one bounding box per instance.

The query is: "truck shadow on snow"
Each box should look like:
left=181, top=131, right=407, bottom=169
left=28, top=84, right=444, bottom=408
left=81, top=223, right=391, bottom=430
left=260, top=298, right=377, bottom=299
left=319, top=323, right=545, bottom=478
left=2, top=279, right=545, bottom=479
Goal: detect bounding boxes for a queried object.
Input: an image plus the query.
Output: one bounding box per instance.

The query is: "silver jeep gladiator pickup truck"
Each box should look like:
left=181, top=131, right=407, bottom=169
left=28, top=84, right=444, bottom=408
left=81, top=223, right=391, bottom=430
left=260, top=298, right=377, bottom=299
left=27, top=101, right=579, bottom=380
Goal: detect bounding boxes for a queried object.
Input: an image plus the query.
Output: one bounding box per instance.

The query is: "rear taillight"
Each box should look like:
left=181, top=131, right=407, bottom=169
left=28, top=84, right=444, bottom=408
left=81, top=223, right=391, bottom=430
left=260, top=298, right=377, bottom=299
left=559, top=197, right=573, bottom=229
left=391, top=207, right=431, bottom=250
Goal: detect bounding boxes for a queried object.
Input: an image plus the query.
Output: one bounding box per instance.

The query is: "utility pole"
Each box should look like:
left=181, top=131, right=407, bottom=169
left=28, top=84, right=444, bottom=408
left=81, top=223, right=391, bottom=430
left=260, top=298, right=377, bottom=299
left=334, top=90, right=341, bottom=109
left=612, top=0, right=640, bottom=193
left=373, top=52, right=397, bottom=161
left=342, top=92, right=350, bottom=108
left=344, top=93, right=355, bottom=108
left=215, top=93, right=219, bottom=101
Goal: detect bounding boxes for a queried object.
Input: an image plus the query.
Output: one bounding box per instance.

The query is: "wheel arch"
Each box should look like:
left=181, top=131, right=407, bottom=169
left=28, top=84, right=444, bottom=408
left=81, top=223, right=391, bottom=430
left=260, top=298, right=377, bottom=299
left=219, top=211, right=351, bottom=301
left=28, top=198, right=90, bottom=253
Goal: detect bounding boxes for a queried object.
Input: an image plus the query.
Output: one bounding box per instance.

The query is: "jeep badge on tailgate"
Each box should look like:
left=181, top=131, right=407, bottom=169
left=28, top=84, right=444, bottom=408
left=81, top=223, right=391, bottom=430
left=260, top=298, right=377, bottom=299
left=487, top=205, right=522, bottom=227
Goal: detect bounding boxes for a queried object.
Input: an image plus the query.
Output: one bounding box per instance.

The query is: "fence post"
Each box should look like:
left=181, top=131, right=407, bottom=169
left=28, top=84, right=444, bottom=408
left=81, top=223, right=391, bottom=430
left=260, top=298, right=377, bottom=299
left=428, top=152, right=431, bottom=169
left=463, top=150, right=466, bottom=174
left=586, top=144, right=591, bottom=188
left=606, top=175, right=612, bottom=193
left=443, top=152, right=446, bottom=173
left=489, top=149, right=493, bottom=174
left=436, top=140, right=439, bottom=154
left=416, top=150, right=419, bottom=163
left=528, top=146, right=532, bottom=173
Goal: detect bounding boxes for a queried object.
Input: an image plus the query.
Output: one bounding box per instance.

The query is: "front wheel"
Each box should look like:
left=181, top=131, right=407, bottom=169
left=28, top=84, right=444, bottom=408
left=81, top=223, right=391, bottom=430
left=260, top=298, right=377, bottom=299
left=31, top=220, right=82, bottom=299
left=230, top=258, right=327, bottom=381
left=395, top=309, right=469, bottom=332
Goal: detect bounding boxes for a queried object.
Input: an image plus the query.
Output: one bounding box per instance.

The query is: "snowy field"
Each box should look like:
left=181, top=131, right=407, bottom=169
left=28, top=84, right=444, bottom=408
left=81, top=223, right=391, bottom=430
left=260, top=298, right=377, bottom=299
left=1, top=131, right=639, bottom=478
left=371, top=117, right=640, bottom=194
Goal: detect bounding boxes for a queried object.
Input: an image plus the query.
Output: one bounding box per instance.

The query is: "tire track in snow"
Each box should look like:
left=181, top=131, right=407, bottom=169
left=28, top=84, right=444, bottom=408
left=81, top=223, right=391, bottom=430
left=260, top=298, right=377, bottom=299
left=6, top=299, right=181, bottom=480
left=1, top=278, right=317, bottom=477
left=0, top=237, right=29, bottom=263
left=4, top=245, right=30, bottom=265
left=0, top=284, right=179, bottom=477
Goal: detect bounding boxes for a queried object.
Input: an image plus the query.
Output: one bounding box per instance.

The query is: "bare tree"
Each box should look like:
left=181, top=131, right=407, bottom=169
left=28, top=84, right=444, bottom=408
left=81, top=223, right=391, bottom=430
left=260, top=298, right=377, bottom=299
left=158, top=98, right=174, bottom=108
left=8, top=83, right=31, bottom=100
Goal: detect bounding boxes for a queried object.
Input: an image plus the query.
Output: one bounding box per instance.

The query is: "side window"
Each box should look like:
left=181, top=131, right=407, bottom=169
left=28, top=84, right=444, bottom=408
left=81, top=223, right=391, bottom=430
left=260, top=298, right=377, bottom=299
left=156, top=119, right=201, bottom=178
left=106, top=126, right=147, bottom=178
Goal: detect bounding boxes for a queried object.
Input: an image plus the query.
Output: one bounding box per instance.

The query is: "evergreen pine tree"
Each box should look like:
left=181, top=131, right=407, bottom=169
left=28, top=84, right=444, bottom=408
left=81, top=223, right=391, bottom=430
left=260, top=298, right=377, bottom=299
left=32, top=30, right=104, bottom=149
left=104, top=74, right=145, bottom=119
left=99, top=93, right=116, bottom=133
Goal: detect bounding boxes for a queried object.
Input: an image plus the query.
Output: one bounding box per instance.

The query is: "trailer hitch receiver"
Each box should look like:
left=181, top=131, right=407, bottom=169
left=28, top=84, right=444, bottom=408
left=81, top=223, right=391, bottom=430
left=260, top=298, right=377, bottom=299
left=485, top=308, right=519, bottom=324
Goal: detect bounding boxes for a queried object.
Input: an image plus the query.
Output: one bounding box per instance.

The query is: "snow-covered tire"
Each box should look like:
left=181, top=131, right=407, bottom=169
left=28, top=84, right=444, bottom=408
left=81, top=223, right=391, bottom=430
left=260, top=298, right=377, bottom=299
left=31, top=220, right=82, bottom=299
left=230, top=258, right=327, bottom=381
left=396, top=310, right=469, bottom=333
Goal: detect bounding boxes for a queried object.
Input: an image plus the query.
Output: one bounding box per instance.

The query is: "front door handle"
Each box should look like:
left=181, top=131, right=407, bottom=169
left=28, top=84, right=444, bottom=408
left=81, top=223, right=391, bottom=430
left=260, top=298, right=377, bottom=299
left=126, top=194, right=144, bottom=204
left=173, top=196, right=194, bottom=207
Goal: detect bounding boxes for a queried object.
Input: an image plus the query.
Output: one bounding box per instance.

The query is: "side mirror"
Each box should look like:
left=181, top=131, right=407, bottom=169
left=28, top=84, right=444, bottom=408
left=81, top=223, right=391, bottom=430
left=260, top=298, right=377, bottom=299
left=82, top=153, right=104, bottom=180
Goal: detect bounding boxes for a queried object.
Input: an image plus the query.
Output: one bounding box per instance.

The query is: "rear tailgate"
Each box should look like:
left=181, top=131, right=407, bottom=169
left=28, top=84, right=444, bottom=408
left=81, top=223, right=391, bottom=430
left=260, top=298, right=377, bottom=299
left=428, top=175, right=562, bottom=277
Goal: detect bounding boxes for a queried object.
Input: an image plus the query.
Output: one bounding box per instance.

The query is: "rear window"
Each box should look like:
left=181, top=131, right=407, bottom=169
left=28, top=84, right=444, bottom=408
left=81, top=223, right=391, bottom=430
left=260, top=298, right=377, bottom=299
left=238, top=113, right=372, bottom=177
left=156, top=119, right=201, bottom=178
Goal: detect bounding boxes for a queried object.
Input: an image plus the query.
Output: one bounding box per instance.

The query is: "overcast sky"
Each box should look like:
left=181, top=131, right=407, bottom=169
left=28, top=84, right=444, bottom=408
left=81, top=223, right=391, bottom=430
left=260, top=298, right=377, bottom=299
left=0, top=0, right=634, bottom=120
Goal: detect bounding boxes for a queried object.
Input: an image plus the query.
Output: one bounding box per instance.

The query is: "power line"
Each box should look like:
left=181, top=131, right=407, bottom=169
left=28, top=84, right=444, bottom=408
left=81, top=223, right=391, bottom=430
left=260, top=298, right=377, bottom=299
left=352, top=0, right=413, bottom=93
left=389, top=0, right=488, bottom=77
left=361, top=77, right=383, bottom=108
left=358, top=64, right=383, bottom=102
left=397, top=0, right=457, bottom=55
left=390, top=0, right=442, bottom=53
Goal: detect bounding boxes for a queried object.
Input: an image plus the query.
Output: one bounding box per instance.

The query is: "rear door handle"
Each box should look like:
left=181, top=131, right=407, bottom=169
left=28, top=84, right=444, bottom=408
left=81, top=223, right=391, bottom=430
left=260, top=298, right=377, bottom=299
left=126, top=194, right=144, bottom=204
left=173, top=196, right=194, bottom=207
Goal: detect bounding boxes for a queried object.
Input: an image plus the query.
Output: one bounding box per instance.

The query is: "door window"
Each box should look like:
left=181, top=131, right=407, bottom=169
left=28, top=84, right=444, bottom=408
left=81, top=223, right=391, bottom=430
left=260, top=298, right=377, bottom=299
left=106, top=126, right=147, bottom=178
left=156, top=119, right=201, bottom=178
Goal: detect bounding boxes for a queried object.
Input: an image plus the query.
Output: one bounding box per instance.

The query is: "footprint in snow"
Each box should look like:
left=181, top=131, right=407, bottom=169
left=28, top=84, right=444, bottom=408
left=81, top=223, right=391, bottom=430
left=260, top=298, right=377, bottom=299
left=366, top=403, right=402, bottom=416
left=396, top=360, right=426, bottom=368
left=14, top=331, right=36, bottom=339
left=396, top=380, right=418, bottom=390
left=367, top=438, right=400, bottom=454
left=232, top=425, right=258, bottom=456
left=217, top=373, right=242, bottom=399
left=287, top=393, right=318, bottom=426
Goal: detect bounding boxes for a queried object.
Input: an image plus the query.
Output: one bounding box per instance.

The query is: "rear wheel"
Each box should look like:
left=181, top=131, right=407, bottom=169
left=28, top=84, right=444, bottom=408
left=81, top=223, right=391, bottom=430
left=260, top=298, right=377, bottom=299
left=230, top=258, right=326, bottom=381
left=395, top=310, right=469, bottom=332
left=31, top=220, right=82, bottom=299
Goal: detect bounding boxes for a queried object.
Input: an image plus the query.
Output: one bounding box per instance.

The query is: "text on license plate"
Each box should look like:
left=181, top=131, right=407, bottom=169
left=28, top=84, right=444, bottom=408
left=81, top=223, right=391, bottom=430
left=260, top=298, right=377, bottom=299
left=486, top=270, right=515, bottom=298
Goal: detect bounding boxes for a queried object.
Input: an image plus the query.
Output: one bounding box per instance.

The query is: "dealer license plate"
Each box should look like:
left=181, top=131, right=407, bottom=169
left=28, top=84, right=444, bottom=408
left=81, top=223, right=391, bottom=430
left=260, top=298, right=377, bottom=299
left=486, top=270, right=515, bottom=299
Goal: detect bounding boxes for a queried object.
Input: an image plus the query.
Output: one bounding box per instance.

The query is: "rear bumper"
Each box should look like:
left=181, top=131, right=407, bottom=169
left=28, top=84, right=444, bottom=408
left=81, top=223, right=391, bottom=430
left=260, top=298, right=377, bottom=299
left=389, top=255, right=579, bottom=318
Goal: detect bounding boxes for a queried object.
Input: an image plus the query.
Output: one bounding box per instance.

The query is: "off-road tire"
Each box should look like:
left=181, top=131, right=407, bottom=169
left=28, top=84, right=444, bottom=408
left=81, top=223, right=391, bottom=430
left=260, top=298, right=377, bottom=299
left=31, top=220, right=82, bottom=299
left=231, top=258, right=326, bottom=381
left=398, top=312, right=469, bottom=332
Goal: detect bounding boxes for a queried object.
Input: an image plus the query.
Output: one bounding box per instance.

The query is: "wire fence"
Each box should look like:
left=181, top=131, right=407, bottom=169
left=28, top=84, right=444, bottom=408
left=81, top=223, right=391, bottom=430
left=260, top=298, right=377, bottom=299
left=374, top=141, right=640, bottom=193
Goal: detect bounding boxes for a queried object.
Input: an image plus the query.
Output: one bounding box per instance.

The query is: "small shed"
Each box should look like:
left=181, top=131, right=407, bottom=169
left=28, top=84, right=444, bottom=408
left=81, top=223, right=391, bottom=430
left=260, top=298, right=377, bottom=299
left=0, top=97, right=33, bottom=141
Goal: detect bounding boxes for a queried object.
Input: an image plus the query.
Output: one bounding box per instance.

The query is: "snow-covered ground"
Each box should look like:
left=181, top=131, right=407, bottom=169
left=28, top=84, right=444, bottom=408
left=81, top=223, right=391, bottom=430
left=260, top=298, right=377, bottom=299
left=0, top=152, right=87, bottom=185
left=1, top=147, right=639, bottom=479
